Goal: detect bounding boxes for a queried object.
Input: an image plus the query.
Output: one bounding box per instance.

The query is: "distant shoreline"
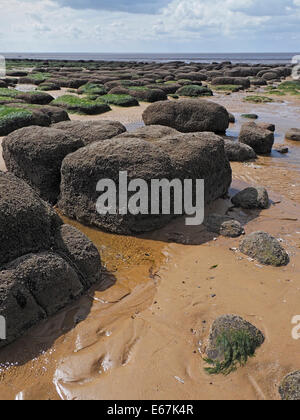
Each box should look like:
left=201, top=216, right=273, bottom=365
left=2, top=52, right=299, bottom=64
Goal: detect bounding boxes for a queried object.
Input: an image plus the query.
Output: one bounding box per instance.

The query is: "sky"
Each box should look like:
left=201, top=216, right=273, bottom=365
left=0, top=0, right=299, bottom=53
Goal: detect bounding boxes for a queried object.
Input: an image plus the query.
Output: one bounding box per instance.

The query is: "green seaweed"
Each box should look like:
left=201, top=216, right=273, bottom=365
left=204, top=329, right=260, bottom=375
left=97, top=94, right=139, bottom=107
left=243, top=95, right=274, bottom=103
left=51, top=95, right=111, bottom=115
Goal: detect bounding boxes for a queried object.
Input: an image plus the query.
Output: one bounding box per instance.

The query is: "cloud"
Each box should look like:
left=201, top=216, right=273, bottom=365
left=54, top=0, right=171, bottom=14
left=0, top=0, right=299, bottom=53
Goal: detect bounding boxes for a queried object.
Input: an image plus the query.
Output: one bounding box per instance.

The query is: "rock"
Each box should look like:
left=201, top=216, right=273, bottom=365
left=286, top=128, right=300, bottom=142
left=54, top=120, right=126, bottom=145
left=142, top=99, right=230, bottom=134
left=54, top=224, right=102, bottom=289
left=262, top=71, right=279, bottom=81
left=239, top=231, right=290, bottom=266
left=9, top=103, right=70, bottom=125
left=241, top=114, right=258, bottom=120
left=17, top=91, right=54, bottom=105
left=204, top=214, right=244, bottom=237
left=239, top=122, right=274, bottom=154
left=117, top=125, right=179, bottom=141
left=2, top=126, right=85, bottom=203
left=131, top=88, right=167, bottom=103
left=257, top=122, right=275, bottom=132
left=205, top=315, right=265, bottom=374
left=232, top=187, right=269, bottom=209
left=275, top=145, right=289, bottom=154
left=228, top=113, right=235, bottom=123
left=0, top=171, right=62, bottom=266
left=0, top=172, right=103, bottom=347
left=223, top=139, right=256, bottom=162
left=6, top=252, right=84, bottom=317
left=0, top=106, right=37, bottom=136
left=279, top=371, right=300, bottom=400
left=176, top=85, right=213, bottom=97
left=0, top=270, right=46, bottom=347
left=59, top=133, right=232, bottom=234
left=211, top=77, right=250, bottom=89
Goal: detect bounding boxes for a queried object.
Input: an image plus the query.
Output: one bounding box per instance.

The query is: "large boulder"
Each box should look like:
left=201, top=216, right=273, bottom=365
left=205, top=315, right=265, bottom=375
left=240, top=231, right=290, bottom=266
left=279, top=372, right=300, bottom=400
left=59, top=133, right=232, bottom=234
left=239, top=122, right=274, bottom=154
left=54, top=120, right=126, bottom=145
left=2, top=126, right=85, bottom=203
left=0, top=172, right=103, bottom=347
left=142, top=99, right=230, bottom=134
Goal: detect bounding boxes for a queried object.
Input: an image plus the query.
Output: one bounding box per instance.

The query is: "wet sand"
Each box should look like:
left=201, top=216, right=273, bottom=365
left=0, top=91, right=300, bottom=400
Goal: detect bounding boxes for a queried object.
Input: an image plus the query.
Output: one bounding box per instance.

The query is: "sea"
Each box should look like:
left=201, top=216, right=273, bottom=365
left=1, top=52, right=299, bottom=65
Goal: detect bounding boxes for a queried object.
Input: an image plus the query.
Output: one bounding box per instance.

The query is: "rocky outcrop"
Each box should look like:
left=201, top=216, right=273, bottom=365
left=58, top=132, right=232, bottom=234
left=142, top=99, right=230, bottom=134
left=0, top=172, right=103, bottom=347
left=239, top=122, right=274, bottom=154
left=54, top=120, right=126, bottom=145
left=2, top=126, right=85, bottom=204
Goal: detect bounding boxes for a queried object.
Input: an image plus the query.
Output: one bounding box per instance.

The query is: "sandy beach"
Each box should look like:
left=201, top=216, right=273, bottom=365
left=1, top=87, right=300, bottom=400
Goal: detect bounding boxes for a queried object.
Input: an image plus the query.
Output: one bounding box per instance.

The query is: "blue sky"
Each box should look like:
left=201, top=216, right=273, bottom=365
left=0, top=0, right=299, bottom=52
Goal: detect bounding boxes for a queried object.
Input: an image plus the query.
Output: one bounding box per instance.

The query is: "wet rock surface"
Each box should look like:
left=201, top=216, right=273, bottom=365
left=239, top=122, right=275, bottom=154
left=204, top=214, right=245, bottom=237
left=0, top=172, right=103, bottom=347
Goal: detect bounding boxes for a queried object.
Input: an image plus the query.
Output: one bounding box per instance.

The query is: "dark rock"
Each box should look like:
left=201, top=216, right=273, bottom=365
left=223, top=139, right=256, bottom=162
left=142, top=99, right=229, bottom=134
left=204, top=214, right=244, bottom=237
left=59, top=132, right=232, bottom=234
left=211, top=77, right=250, bottom=89
left=232, top=187, right=269, bottom=209
left=206, top=314, right=265, bottom=365
left=117, top=125, right=179, bottom=141
left=54, top=224, right=102, bottom=289
left=239, top=122, right=274, bottom=154
left=54, top=120, right=126, bottom=145
left=286, top=128, right=300, bottom=142
left=279, top=371, right=300, bottom=400
left=257, top=122, right=275, bottom=132
left=228, top=113, right=235, bottom=123
left=0, top=172, right=103, bottom=347
left=275, top=145, right=289, bottom=154
left=0, top=171, right=62, bottom=266
left=2, top=126, right=84, bottom=203
left=239, top=231, right=290, bottom=266
left=6, top=252, right=84, bottom=316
